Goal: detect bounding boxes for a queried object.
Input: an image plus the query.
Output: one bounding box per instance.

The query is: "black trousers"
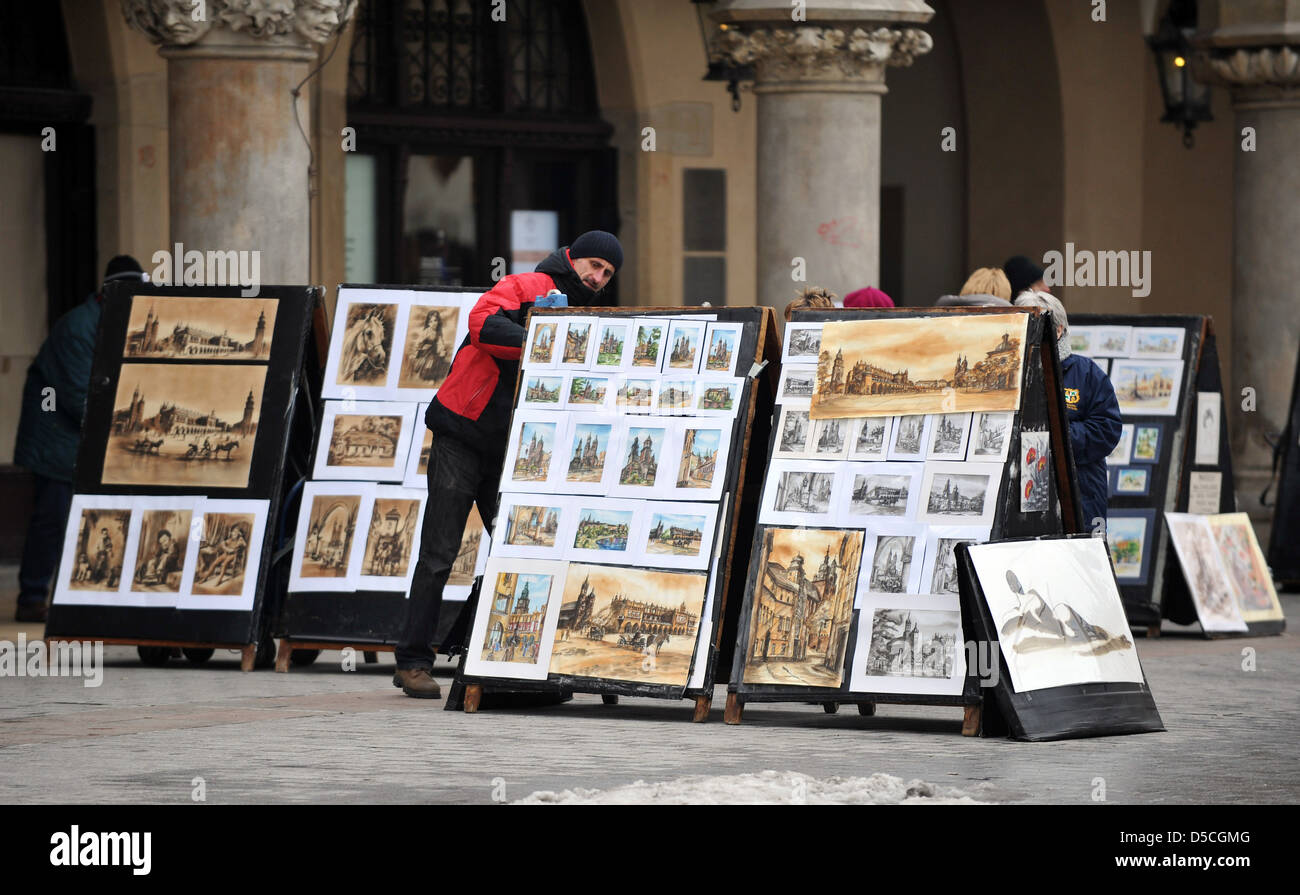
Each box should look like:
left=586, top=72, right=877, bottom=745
left=395, top=433, right=502, bottom=670
left=19, top=474, right=73, bottom=609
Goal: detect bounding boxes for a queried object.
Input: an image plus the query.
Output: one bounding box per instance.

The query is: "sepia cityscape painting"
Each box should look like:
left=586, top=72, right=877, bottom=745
left=299, top=494, right=360, bottom=579
left=124, top=296, right=277, bottom=360
left=326, top=414, right=404, bottom=469
left=812, top=314, right=1028, bottom=418
left=102, top=363, right=266, bottom=488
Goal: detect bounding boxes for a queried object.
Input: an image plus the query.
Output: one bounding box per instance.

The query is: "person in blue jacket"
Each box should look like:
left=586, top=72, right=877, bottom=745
left=12, top=256, right=146, bottom=622
left=1014, top=290, right=1122, bottom=531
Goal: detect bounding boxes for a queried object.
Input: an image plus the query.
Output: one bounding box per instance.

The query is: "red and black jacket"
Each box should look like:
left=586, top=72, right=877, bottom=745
left=426, top=248, right=605, bottom=454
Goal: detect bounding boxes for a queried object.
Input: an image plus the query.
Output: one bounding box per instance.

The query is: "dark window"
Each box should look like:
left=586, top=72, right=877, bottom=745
left=683, top=169, right=726, bottom=305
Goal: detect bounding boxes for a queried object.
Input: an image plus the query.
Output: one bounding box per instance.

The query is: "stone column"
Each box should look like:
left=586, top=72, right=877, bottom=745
left=122, top=0, right=357, bottom=285
left=1192, top=7, right=1300, bottom=528
left=711, top=1, right=933, bottom=312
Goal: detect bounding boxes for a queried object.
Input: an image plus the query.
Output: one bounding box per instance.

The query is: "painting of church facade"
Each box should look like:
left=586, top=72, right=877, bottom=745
left=124, top=296, right=277, bottom=360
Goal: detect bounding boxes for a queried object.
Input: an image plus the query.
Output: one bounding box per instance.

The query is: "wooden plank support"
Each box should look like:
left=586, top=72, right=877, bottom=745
left=692, top=693, right=713, bottom=723
left=240, top=644, right=256, bottom=673
left=464, top=684, right=483, bottom=713
left=275, top=638, right=292, bottom=673
left=961, top=704, right=982, bottom=737
left=724, top=692, right=743, bottom=725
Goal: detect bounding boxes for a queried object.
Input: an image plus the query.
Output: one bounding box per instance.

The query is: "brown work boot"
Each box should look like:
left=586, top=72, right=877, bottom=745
left=394, top=667, right=442, bottom=699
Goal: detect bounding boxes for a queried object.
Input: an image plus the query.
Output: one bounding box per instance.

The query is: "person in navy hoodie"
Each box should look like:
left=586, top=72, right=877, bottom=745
left=1014, top=290, right=1122, bottom=532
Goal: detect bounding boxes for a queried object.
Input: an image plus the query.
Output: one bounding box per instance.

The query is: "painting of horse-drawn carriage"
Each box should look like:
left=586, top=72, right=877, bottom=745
left=101, top=363, right=265, bottom=488
left=360, top=496, right=421, bottom=581
left=124, top=295, right=277, bottom=360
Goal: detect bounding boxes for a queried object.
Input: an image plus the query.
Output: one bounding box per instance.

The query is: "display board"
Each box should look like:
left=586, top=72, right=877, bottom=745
left=44, top=283, right=316, bottom=664
left=449, top=306, right=780, bottom=719
left=958, top=535, right=1163, bottom=742
left=276, top=285, right=490, bottom=665
left=1068, top=314, right=1270, bottom=633
left=1267, top=346, right=1300, bottom=587
left=725, top=307, right=1081, bottom=731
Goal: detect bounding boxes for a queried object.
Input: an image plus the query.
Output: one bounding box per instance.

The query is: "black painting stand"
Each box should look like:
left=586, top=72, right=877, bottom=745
left=274, top=285, right=487, bottom=670
left=44, top=283, right=318, bottom=670
left=956, top=535, right=1164, bottom=742
left=447, top=306, right=782, bottom=720
left=724, top=307, right=1081, bottom=733
left=1266, top=344, right=1300, bottom=590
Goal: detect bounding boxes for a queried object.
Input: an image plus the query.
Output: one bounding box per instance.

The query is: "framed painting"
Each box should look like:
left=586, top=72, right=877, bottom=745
left=463, top=557, right=568, bottom=681
left=312, top=400, right=417, bottom=483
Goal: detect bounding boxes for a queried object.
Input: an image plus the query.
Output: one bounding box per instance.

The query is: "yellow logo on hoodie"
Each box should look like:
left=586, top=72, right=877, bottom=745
left=1065, top=388, right=1080, bottom=408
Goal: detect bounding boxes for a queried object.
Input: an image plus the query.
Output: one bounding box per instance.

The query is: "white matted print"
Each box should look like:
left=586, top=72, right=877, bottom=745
left=288, top=482, right=373, bottom=593
left=614, top=375, right=659, bottom=413
left=695, top=377, right=744, bottom=417
left=1106, top=423, right=1134, bottom=466
left=1092, top=325, right=1134, bottom=358
left=558, top=414, right=622, bottom=495
left=759, top=459, right=844, bottom=526
left=313, top=400, right=417, bottom=482
left=524, top=316, right=561, bottom=368
left=557, top=316, right=597, bottom=369
left=776, top=365, right=817, bottom=404
left=702, top=322, right=742, bottom=375
left=445, top=507, right=491, bottom=602
left=564, top=497, right=643, bottom=565
left=1132, top=326, right=1185, bottom=360
left=858, top=522, right=927, bottom=598
left=667, top=422, right=731, bottom=501
left=782, top=322, right=823, bottom=363
left=593, top=319, right=633, bottom=370
left=519, top=371, right=567, bottom=410
left=1019, top=429, right=1052, bottom=513
left=1195, top=392, right=1221, bottom=466
left=494, top=494, right=569, bottom=560
left=919, top=461, right=1001, bottom=527
left=918, top=525, right=990, bottom=597
left=501, top=411, right=569, bottom=493
left=848, top=594, right=966, bottom=696
left=565, top=372, right=615, bottom=412
left=809, top=416, right=852, bottom=460
left=641, top=501, right=719, bottom=571
left=391, top=294, right=473, bottom=400
left=322, top=290, right=402, bottom=399
left=1067, top=326, right=1096, bottom=356
left=926, top=413, right=971, bottom=461
left=841, top=461, right=922, bottom=521
left=180, top=499, right=270, bottom=611
left=888, top=414, right=933, bottom=462
left=403, top=403, right=433, bottom=488
left=658, top=378, right=698, bottom=415
left=629, top=318, right=668, bottom=370
left=848, top=415, right=891, bottom=462
left=355, top=486, right=425, bottom=592
left=774, top=405, right=813, bottom=459
left=463, top=557, right=568, bottom=681
left=1165, top=513, right=1248, bottom=633
left=52, top=495, right=137, bottom=607
left=967, top=538, right=1145, bottom=693
left=968, top=411, right=1014, bottom=462
left=609, top=419, right=675, bottom=499
left=1110, top=359, right=1184, bottom=417
left=665, top=318, right=707, bottom=372
left=122, top=496, right=204, bottom=608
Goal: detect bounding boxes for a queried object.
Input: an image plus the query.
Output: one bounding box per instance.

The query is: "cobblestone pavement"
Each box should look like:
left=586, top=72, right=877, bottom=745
left=1, top=576, right=1296, bottom=804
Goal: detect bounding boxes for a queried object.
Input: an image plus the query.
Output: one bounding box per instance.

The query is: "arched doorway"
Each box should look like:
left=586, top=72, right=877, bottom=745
left=345, top=0, right=618, bottom=298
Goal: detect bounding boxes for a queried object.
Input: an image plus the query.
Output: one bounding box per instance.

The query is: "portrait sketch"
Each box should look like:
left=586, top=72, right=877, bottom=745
left=131, top=508, right=193, bottom=593
left=67, top=507, right=132, bottom=592
left=397, top=305, right=459, bottom=390
left=192, top=512, right=256, bottom=596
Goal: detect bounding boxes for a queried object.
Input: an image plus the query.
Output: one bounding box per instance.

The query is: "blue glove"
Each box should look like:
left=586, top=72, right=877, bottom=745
left=535, top=291, right=568, bottom=308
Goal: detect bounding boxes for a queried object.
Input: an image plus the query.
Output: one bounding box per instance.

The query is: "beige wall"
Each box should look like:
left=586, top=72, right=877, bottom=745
left=312, top=20, right=355, bottom=323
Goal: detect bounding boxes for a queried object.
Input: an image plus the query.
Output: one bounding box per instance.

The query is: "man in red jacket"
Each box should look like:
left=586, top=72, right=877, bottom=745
left=394, top=230, right=623, bottom=697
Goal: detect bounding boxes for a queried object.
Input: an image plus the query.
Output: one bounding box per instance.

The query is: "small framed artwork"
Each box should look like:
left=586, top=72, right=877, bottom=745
left=918, top=525, right=990, bottom=596
left=657, top=377, right=697, bottom=414
left=918, top=461, right=1002, bottom=527
left=848, top=415, right=891, bottom=462
left=288, top=482, right=373, bottom=593
left=52, top=495, right=137, bottom=607
left=564, top=498, right=642, bottom=565
left=841, top=461, right=922, bottom=522
left=519, top=372, right=566, bottom=410
left=782, top=322, right=823, bottom=364
left=1195, top=391, right=1221, bottom=466
left=694, top=377, right=744, bottom=416
left=180, top=498, right=270, bottom=611
left=566, top=373, right=614, bottom=411
left=1110, top=359, right=1184, bottom=416
left=393, top=300, right=468, bottom=398
left=774, top=405, right=813, bottom=459
left=640, top=500, right=720, bottom=571
left=557, top=316, right=597, bottom=369
left=502, top=411, right=568, bottom=492
left=614, top=375, right=659, bottom=413
left=1207, top=512, right=1285, bottom=624
left=1020, top=429, right=1052, bottom=513
left=887, top=414, right=933, bottom=462
left=1105, top=508, right=1156, bottom=584
left=702, top=322, right=742, bottom=375
left=1131, top=423, right=1161, bottom=463
left=629, top=319, right=668, bottom=370
left=524, top=316, right=561, bottom=368
left=322, top=292, right=401, bottom=399
left=355, top=486, right=426, bottom=592
left=1165, top=513, right=1248, bottom=633
left=926, top=412, right=972, bottom=461
left=1112, top=466, right=1151, bottom=497
left=967, top=411, right=1014, bottom=462
left=463, top=556, right=568, bottom=681
left=402, top=403, right=433, bottom=488
left=665, top=318, right=708, bottom=372
left=445, top=506, right=490, bottom=602
left=809, top=416, right=851, bottom=460
left=858, top=522, right=927, bottom=598
left=593, top=319, right=632, bottom=370
left=668, top=422, right=731, bottom=501
left=1067, top=326, right=1096, bottom=356
left=1132, top=326, right=1185, bottom=360
left=494, top=495, right=569, bottom=560
left=759, top=459, right=843, bottom=527
left=558, top=414, right=621, bottom=495
left=1093, top=325, right=1134, bottom=357
left=121, top=496, right=203, bottom=608
left=313, top=400, right=418, bottom=483
left=775, top=365, right=817, bottom=404
left=609, top=420, right=673, bottom=498
left=1105, top=423, right=1135, bottom=466
left=848, top=594, right=967, bottom=696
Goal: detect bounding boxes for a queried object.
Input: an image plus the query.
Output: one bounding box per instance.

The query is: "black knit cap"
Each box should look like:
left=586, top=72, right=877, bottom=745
left=569, top=230, right=624, bottom=272
left=1003, top=255, right=1045, bottom=297
left=104, top=254, right=144, bottom=281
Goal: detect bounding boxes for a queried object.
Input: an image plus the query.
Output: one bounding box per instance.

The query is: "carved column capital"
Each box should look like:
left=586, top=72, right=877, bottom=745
left=1191, top=45, right=1300, bottom=88
left=712, top=24, right=933, bottom=87
left=121, top=0, right=357, bottom=54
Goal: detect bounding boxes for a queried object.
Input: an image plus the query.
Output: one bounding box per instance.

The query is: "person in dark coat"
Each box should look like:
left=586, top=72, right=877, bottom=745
left=12, top=255, right=146, bottom=622
left=394, top=230, right=623, bottom=698
left=1014, top=291, right=1121, bottom=530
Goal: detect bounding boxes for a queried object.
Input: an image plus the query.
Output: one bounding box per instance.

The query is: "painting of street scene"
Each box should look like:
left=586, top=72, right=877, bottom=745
left=867, top=534, right=916, bottom=594
left=298, top=494, right=360, bottom=579
left=571, top=508, right=633, bottom=553
left=705, top=328, right=736, bottom=372
left=326, top=414, right=403, bottom=469
left=1110, top=360, right=1183, bottom=416
left=616, top=378, right=655, bottom=408
left=666, top=322, right=703, bottom=370
left=849, top=472, right=911, bottom=517
left=631, top=323, right=664, bottom=368
left=568, top=376, right=609, bottom=406
left=481, top=571, right=557, bottom=665
left=397, top=305, right=459, bottom=389
left=773, top=469, right=835, bottom=515
left=864, top=609, right=961, bottom=679
left=659, top=380, right=695, bottom=410
left=503, top=504, right=560, bottom=549
left=562, top=320, right=592, bottom=364
left=595, top=323, right=627, bottom=366
left=130, top=508, right=193, bottom=593
left=565, top=423, right=611, bottom=482
left=360, top=497, right=421, bottom=579
left=511, top=421, right=556, bottom=482
left=102, top=363, right=265, bottom=488
left=645, top=512, right=707, bottom=558
left=812, top=314, right=1027, bottom=418
left=549, top=564, right=707, bottom=686
left=66, top=507, right=132, bottom=592
left=528, top=321, right=558, bottom=364
left=449, top=506, right=485, bottom=586
left=124, top=296, right=277, bottom=360
left=778, top=409, right=810, bottom=455
left=334, top=302, right=397, bottom=387
left=523, top=375, right=563, bottom=405
left=743, top=527, right=864, bottom=687
left=619, top=426, right=664, bottom=487
left=924, top=470, right=992, bottom=520
left=192, top=512, right=256, bottom=595
left=677, top=428, right=721, bottom=489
